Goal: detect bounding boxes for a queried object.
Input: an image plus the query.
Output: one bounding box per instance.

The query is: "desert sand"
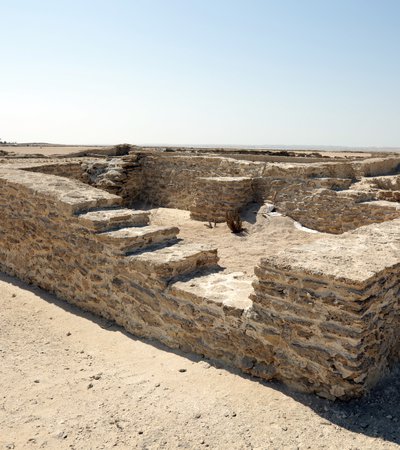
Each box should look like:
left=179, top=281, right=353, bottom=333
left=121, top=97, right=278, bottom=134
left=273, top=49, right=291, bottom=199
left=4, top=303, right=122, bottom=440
left=0, top=146, right=108, bottom=157
left=148, top=206, right=324, bottom=278
left=1, top=272, right=400, bottom=449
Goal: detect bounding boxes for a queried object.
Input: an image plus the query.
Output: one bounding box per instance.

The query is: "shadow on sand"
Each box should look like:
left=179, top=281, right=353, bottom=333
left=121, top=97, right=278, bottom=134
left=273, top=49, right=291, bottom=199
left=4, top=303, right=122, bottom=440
left=2, top=271, right=400, bottom=446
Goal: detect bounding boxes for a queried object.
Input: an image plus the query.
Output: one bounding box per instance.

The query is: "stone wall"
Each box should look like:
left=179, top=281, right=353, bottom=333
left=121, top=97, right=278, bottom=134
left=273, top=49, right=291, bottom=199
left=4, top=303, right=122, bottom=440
left=132, top=153, right=400, bottom=233
left=82, top=154, right=144, bottom=204
left=252, top=175, right=400, bottom=234
left=0, top=169, right=267, bottom=385
left=22, top=155, right=144, bottom=205
left=23, top=162, right=89, bottom=183
left=19, top=153, right=400, bottom=235
left=0, top=169, right=284, bottom=394
left=1, top=167, right=400, bottom=399
left=251, top=220, right=400, bottom=398
left=137, top=154, right=265, bottom=209
left=367, top=174, right=400, bottom=190
left=351, top=175, right=400, bottom=203
left=274, top=185, right=400, bottom=234
left=190, top=177, right=254, bottom=222
left=134, top=153, right=359, bottom=210
left=352, top=157, right=400, bottom=178
left=375, top=190, right=400, bottom=202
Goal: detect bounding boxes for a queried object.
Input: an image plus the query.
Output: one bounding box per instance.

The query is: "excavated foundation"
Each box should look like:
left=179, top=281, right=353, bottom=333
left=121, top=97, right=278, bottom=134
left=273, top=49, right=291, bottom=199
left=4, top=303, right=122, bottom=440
left=1, top=147, right=400, bottom=399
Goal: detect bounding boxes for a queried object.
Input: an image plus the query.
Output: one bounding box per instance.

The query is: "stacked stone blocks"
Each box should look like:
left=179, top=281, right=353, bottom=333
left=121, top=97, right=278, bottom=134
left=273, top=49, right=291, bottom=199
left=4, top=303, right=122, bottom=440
left=2, top=152, right=400, bottom=400
left=190, top=176, right=254, bottom=222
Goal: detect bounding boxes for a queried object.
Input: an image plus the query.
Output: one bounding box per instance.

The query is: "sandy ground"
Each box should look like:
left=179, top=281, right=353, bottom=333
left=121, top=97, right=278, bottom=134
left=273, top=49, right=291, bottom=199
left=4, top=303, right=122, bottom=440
left=1, top=273, right=400, bottom=450
left=0, top=146, right=106, bottom=157
left=149, top=205, right=323, bottom=279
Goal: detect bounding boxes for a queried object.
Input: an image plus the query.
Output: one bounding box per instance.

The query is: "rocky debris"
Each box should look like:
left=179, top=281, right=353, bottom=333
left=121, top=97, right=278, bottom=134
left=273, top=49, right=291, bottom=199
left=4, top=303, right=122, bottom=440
left=82, top=154, right=143, bottom=202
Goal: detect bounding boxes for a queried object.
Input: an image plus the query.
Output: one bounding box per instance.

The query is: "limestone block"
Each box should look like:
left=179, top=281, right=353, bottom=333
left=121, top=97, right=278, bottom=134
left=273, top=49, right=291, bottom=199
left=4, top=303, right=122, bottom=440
left=98, top=225, right=179, bottom=254
left=78, top=208, right=150, bottom=231
left=128, top=241, right=219, bottom=281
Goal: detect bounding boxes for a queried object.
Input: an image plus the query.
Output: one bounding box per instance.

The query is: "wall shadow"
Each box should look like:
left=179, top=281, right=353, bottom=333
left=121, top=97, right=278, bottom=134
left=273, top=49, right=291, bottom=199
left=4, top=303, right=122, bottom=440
left=241, top=201, right=264, bottom=225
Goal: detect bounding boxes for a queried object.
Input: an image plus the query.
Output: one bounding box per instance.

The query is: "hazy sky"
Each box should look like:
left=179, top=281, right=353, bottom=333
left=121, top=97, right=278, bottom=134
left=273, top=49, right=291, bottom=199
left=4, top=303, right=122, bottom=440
left=1, top=0, right=400, bottom=146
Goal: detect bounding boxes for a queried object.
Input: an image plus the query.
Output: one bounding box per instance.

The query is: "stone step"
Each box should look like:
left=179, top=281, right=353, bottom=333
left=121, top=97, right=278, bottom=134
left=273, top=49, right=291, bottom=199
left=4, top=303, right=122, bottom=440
left=77, top=208, right=150, bottom=232
left=99, top=225, right=179, bottom=254
left=127, top=241, right=219, bottom=281
left=168, top=270, right=253, bottom=314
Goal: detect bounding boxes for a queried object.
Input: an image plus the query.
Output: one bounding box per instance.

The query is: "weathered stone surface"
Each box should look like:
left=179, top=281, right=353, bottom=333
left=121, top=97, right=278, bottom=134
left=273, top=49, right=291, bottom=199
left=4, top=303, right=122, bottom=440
left=0, top=169, right=122, bottom=214
left=128, top=242, right=219, bottom=281
left=2, top=150, right=400, bottom=400
left=170, top=270, right=253, bottom=312
left=99, top=225, right=180, bottom=254
left=119, top=152, right=400, bottom=232
left=22, top=161, right=91, bottom=182
left=82, top=154, right=144, bottom=203
left=190, top=177, right=254, bottom=222
left=78, top=208, right=150, bottom=231
left=259, top=219, right=400, bottom=284
left=251, top=219, right=400, bottom=399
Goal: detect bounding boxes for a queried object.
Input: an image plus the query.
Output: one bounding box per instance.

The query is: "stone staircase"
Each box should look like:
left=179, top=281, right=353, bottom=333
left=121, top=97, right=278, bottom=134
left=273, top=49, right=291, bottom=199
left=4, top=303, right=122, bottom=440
left=78, top=208, right=150, bottom=232
left=127, top=241, right=219, bottom=284
left=76, top=206, right=220, bottom=284
left=99, top=225, right=180, bottom=254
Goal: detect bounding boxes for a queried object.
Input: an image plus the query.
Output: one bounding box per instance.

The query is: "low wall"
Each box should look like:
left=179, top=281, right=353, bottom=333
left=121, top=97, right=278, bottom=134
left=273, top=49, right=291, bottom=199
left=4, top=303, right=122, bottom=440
left=22, top=161, right=89, bottom=183
left=190, top=177, right=254, bottom=222
left=252, top=220, right=400, bottom=398
left=137, top=154, right=265, bottom=209
left=353, top=157, right=400, bottom=178
left=133, top=153, right=359, bottom=209
left=375, top=190, right=400, bottom=202
left=367, top=174, right=400, bottom=190
left=20, top=153, right=400, bottom=235
left=22, top=155, right=144, bottom=205
left=253, top=176, right=400, bottom=234
left=1, top=168, right=400, bottom=399
left=0, top=169, right=274, bottom=388
left=351, top=175, right=400, bottom=203
left=134, top=154, right=400, bottom=233
left=277, top=188, right=400, bottom=234
left=135, top=153, right=362, bottom=210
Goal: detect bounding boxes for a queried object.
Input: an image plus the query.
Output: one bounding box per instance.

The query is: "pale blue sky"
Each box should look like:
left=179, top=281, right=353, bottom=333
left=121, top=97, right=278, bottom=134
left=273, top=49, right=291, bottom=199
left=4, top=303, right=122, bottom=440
left=1, top=0, right=399, bottom=146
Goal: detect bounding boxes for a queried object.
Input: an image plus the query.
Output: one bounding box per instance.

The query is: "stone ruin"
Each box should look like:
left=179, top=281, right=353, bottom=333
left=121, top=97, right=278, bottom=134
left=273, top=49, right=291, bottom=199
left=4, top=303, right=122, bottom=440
left=1, top=146, right=400, bottom=400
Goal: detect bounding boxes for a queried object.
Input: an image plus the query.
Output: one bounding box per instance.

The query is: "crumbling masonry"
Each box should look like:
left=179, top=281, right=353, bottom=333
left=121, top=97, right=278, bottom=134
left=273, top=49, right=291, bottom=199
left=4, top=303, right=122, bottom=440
left=1, top=147, right=400, bottom=399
